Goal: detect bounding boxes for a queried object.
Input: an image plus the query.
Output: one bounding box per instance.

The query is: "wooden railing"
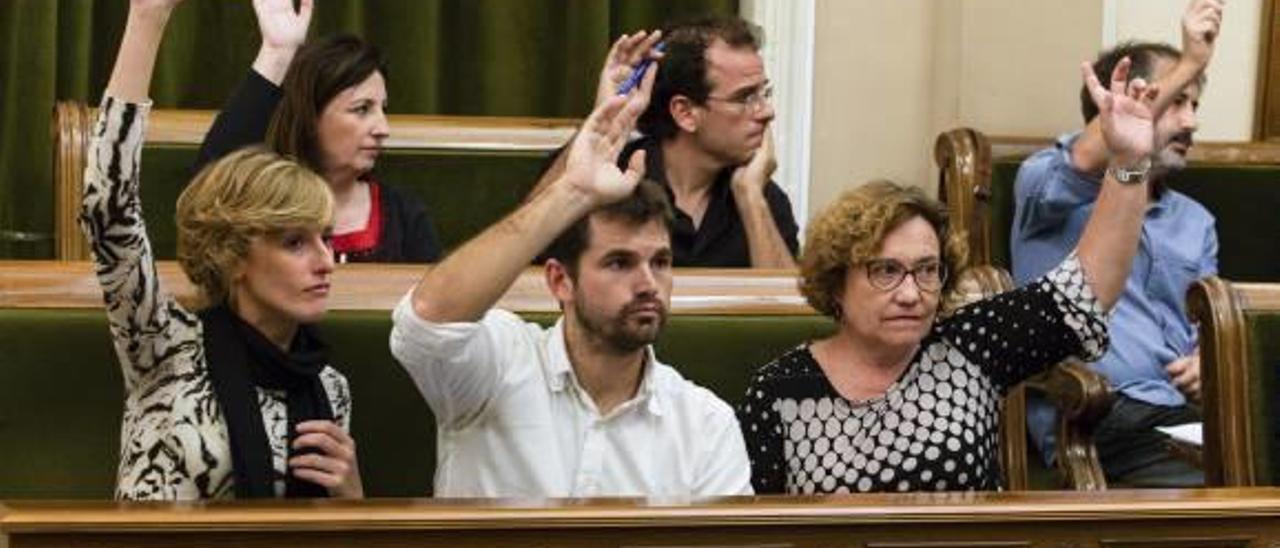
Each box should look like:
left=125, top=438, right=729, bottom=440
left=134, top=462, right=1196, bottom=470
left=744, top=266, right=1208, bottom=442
left=0, top=261, right=808, bottom=315
left=5, top=489, right=1280, bottom=547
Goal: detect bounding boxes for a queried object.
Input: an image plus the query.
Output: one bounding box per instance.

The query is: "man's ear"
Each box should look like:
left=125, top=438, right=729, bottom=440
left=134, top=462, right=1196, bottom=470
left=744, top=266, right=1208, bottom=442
left=544, top=258, right=576, bottom=305
left=670, top=95, right=701, bottom=134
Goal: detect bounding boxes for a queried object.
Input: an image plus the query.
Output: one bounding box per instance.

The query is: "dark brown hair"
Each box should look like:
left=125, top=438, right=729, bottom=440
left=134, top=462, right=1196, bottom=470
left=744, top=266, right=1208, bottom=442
left=637, top=16, right=762, bottom=140
left=543, top=180, right=676, bottom=278
left=266, top=34, right=387, bottom=173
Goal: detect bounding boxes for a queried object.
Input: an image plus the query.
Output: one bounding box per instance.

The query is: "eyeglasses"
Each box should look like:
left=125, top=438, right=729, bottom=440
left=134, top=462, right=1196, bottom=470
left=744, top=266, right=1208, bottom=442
left=861, top=258, right=947, bottom=292
left=705, top=84, right=773, bottom=113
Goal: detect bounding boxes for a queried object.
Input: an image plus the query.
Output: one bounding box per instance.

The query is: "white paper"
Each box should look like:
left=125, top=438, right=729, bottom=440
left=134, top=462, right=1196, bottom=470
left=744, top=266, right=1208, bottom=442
left=1157, top=422, right=1203, bottom=447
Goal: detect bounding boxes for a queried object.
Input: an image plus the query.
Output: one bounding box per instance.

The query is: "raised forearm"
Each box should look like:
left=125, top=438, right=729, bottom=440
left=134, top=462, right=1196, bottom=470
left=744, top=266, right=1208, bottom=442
left=734, top=188, right=796, bottom=269
left=105, top=6, right=174, bottom=102
left=251, top=44, right=297, bottom=85
left=1074, top=166, right=1148, bottom=310
left=411, top=180, right=595, bottom=322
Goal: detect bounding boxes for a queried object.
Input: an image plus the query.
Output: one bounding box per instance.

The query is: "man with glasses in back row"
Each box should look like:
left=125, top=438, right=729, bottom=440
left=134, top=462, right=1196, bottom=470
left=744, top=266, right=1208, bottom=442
left=540, top=16, right=799, bottom=268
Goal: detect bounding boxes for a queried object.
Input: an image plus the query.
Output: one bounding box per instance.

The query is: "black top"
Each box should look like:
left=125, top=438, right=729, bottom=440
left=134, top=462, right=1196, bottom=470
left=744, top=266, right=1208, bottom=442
left=618, top=136, right=799, bottom=268
left=194, top=70, right=441, bottom=262
left=737, top=256, right=1109, bottom=494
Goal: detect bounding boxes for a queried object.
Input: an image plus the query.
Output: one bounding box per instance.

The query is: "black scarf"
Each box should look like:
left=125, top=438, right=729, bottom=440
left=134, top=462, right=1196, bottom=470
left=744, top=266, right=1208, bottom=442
left=199, top=304, right=334, bottom=498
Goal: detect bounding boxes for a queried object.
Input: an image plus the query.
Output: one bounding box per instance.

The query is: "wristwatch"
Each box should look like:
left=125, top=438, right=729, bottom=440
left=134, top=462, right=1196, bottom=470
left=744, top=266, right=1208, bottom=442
left=1107, top=157, right=1152, bottom=184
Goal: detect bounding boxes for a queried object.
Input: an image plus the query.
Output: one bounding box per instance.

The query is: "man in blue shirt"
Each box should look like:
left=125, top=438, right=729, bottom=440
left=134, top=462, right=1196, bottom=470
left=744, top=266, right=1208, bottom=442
left=1011, top=0, right=1223, bottom=487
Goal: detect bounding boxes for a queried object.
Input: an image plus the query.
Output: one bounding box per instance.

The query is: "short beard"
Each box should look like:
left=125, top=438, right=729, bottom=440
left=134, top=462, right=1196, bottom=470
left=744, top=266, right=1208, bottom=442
left=572, top=297, right=666, bottom=354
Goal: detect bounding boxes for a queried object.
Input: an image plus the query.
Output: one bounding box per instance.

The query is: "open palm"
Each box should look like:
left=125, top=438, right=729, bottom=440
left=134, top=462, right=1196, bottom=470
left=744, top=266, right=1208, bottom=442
left=564, top=59, right=656, bottom=206
left=253, top=0, right=313, bottom=50
left=1083, top=57, right=1156, bottom=162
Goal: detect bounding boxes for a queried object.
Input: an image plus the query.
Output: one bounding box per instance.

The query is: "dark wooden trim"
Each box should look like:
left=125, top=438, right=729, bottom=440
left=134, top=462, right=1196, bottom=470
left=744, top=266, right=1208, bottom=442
left=1256, top=0, right=1280, bottom=141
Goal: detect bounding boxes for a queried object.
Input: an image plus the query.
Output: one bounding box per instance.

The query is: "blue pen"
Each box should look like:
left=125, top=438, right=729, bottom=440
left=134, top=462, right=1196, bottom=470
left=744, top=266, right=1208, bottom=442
left=616, top=42, right=665, bottom=95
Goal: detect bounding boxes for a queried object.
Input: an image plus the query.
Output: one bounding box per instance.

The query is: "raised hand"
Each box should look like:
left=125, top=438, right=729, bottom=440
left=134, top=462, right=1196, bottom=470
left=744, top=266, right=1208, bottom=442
left=594, top=30, right=664, bottom=109
left=563, top=60, right=657, bottom=206
left=290, top=420, right=363, bottom=498
left=253, top=0, right=313, bottom=52
left=1081, top=57, right=1158, bottom=165
left=251, top=0, right=314, bottom=84
left=730, top=128, right=778, bottom=196
left=1181, top=0, right=1225, bottom=69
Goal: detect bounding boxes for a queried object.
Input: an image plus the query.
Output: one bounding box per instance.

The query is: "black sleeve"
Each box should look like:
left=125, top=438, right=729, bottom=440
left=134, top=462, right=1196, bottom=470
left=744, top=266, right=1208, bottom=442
left=764, top=181, right=800, bottom=257
left=386, top=185, right=442, bottom=262
left=192, top=70, right=283, bottom=175
left=737, top=373, right=787, bottom=494
left=936, top=257, right=1109, bottom=392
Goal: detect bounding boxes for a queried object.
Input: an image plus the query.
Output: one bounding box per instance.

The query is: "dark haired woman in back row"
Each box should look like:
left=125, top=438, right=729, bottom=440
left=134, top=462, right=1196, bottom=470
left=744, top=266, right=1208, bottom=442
left=194, top=0, right=440, bottom=263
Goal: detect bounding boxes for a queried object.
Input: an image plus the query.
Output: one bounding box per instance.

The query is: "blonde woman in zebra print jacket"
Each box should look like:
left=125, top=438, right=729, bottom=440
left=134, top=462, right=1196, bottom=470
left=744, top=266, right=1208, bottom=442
left=81, top=0, right=361, bottom=500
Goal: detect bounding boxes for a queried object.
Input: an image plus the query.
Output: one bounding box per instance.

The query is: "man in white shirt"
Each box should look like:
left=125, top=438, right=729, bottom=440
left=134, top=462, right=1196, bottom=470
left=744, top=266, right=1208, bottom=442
left=389, top=66, right=752, bottom=498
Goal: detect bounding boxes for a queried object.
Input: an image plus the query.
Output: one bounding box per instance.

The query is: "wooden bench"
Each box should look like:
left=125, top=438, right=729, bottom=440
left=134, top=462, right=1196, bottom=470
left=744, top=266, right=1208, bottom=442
left=51, top=102, right=580, bottom=260
left=0, top=261, right=1033, bottom=496
left=1189, top=278, right=1280, bottom=487
left=6, top=489, right=1280, bottom=547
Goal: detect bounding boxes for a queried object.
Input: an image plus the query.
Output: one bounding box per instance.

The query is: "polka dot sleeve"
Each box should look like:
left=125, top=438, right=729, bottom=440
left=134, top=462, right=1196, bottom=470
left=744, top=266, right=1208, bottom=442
left=937, top=253, right=1109, bottom=391
left=737, top=358, right=791, bottom=494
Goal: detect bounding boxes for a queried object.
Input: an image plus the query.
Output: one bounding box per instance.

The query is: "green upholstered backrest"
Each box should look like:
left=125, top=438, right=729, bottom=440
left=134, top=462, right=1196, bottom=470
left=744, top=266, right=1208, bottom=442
left=986, top=158, right=1280, bottom=281
left=987, top=160, right=1023, bottom=270
left=0, top=308, right=832, bottom=499
left=1165, top=167, right=1280, bottom=282
left=137, top=145, right=547, bottom=259
left=1246, top=313, right=1280, bottom=486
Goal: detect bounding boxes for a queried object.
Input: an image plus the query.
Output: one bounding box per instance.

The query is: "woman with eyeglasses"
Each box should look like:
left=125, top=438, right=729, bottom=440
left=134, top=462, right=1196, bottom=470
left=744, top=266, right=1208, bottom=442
left=738, top=53, right=1197, bottom=493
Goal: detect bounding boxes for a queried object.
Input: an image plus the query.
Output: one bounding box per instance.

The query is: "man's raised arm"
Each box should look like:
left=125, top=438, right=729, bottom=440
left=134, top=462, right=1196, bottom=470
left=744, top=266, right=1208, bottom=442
left=408, top=66, right=657, bottom=323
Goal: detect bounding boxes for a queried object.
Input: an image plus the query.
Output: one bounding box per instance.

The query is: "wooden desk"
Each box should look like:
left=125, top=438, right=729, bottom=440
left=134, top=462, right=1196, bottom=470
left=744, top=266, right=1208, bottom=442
left=0, top=261, right=809, bottom=315
left=5, top=490, right=1280, bottom=547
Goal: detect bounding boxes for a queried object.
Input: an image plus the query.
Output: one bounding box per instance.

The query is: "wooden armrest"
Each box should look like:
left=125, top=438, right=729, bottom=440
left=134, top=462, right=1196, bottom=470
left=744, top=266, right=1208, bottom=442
left=1025, top=360, right=1112, bottom=490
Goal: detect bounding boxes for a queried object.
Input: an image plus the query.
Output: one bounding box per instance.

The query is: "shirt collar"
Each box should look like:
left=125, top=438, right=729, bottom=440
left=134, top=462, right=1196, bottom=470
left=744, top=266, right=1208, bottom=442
left=545, top=316, right=664, bottom=416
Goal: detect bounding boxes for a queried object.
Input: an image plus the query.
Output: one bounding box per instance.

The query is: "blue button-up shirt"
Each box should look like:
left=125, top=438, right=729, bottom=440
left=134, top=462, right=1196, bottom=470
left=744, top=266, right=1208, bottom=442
left=1010, top=132, right=1218, bottom=462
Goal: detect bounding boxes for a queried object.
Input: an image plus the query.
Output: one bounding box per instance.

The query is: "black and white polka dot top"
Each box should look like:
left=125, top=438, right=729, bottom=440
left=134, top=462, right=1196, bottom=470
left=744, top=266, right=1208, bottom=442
left=738, top=256, right=1107, bottom=494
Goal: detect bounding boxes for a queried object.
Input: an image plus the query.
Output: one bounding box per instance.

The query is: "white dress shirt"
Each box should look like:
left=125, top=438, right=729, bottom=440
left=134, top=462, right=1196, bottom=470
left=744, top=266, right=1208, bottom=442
left=390, top=295, right=753, bottom=498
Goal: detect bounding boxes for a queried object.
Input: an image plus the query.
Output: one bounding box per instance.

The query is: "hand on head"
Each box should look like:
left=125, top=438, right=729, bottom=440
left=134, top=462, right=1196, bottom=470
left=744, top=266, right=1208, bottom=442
left=1181, top=0, right=1225, bottom=69
left=563, top=58, right=657, bottom=207
left=596, top=30, right=665, bottom=109
left=289, top=420, right=363, bottom=499
left=1081, top=56, right=1159, bottom=165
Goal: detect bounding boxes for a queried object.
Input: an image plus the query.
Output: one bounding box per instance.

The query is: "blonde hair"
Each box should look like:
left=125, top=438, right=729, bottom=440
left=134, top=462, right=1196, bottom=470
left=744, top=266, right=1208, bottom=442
left=176, top=146, right=333, bottom=307
left=799, top=180, right=968, bottom=318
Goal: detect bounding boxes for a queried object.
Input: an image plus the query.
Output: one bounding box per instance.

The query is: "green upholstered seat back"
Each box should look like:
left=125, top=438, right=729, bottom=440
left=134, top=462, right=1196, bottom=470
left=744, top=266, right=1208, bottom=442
left=138, top=145, right=547, bottom=259
left=0, top=308, right=832, bottom=498
left=986, top=158, right=1280, bottom=282
left=1165, top=167, right=1280, bottom=282
left=987, top=159, right=1023, bottom=270
left=1246, top=313, right=1280, bottom=486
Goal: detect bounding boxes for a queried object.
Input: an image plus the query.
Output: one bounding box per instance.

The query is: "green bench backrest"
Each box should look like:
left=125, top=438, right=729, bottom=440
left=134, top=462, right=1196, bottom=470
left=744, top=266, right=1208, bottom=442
left=1247, top=313, right=1280, bottom=485
left=139, top=146, right=548, bottom=259
left=0, top=308, right=832, bottom=498
left=988, top=158, right=1280, bottom=281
